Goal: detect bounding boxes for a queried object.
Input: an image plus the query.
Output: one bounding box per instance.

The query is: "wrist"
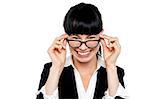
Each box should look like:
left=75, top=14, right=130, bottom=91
left=106, top=63, right=116, bottom=69
left=106, top=64, right=117, bottom=70
left=51, top=64, right=64, bottom=74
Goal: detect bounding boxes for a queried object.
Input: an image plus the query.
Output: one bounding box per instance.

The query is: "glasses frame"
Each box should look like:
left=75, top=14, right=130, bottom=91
left=66, top=38, right=100, bottom=48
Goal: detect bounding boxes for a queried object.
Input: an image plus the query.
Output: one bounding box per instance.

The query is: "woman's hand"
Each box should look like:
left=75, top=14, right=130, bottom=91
left=99, top=34, right=121, bottom=96
left=48, top=34, right=69, bottom=68
left=99, top=34, right=121, bottom=69
left=45, top=34, right=69, bottom=95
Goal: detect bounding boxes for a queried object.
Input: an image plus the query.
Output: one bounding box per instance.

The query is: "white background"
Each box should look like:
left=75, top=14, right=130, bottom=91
left=0, top=0, right=150, bottom=99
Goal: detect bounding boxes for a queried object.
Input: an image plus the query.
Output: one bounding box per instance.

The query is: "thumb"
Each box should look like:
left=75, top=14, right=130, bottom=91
left=62, top=39, right=67, bottom=49
left=100, top=39, right=108, bottom=51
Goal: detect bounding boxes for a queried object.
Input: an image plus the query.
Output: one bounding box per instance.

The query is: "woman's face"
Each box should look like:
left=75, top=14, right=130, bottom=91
left=67, top=34, right=101, bottom=63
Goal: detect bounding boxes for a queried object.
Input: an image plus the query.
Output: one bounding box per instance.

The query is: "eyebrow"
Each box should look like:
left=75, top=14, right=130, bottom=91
left=70, top=35, right=97, bottom=38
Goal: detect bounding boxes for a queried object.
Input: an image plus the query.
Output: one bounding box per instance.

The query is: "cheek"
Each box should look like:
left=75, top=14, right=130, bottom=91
left=69, top=45, right=100, bottom=56
left=92, top=45, right=100, bottom=53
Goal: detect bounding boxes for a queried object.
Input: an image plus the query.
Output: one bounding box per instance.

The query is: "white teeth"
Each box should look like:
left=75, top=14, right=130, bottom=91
left=78, top=51, right=90, bottom=55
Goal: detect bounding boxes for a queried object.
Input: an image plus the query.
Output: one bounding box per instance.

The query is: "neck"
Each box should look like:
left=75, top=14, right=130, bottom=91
left=72, top=56, right=97, bottom=75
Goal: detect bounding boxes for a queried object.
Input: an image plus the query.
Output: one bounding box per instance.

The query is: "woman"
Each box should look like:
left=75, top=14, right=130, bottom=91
left=36, top=3, right=127, bottom=99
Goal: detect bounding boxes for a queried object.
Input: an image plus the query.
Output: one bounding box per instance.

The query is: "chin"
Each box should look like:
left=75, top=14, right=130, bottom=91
left=77, top=58, right=92, bottom=63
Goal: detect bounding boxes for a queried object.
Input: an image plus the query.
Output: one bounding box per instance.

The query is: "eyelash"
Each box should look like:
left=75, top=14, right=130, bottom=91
left=72, top=37, right=79, bottom=39
left=88, top=37, right=96, bottom=39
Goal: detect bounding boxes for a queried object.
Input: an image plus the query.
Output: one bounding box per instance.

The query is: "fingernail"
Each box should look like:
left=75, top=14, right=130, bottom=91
left=63, top=45, right=66, bottom=49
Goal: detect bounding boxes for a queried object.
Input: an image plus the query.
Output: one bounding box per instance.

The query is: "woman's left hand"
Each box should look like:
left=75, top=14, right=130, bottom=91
left=99, top=34, right=121, bottom=69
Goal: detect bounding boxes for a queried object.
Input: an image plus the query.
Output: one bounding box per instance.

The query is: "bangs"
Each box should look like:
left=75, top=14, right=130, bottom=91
left=63, top=3, right=103, bottom=35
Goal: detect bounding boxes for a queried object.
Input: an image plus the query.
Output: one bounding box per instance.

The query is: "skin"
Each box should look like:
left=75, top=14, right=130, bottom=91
left=45, top=32, right=121, bottom=96
left=99, top=33, right=121, bottom=96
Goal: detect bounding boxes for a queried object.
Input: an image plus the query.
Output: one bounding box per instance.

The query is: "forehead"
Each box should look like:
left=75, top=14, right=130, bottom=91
left=69, top=34, right=98, bottom=37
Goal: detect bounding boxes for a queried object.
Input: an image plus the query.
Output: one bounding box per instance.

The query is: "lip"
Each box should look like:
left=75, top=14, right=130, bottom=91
left=75, top=50, right=91, bottom=57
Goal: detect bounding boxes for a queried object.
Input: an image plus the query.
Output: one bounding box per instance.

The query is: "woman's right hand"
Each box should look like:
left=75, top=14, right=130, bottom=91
left=45, top=34, right=69, bottom=95
left=47, top=34, right=69, bottom=69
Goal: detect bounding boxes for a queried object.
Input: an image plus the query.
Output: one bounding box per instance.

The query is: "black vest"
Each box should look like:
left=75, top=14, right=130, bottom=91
left=36, top=62, right=125, bottom=99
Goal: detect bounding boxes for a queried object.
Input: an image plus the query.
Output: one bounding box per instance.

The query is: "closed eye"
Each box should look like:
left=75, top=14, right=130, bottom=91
left=70, top=37, right=80, bottom=39
left=89, top=37, right=96, bottom=39
left=87, top=36, right=97, bottom=40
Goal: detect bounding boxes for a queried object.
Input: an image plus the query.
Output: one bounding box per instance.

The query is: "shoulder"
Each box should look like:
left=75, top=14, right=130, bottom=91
left=116, top=66, right=125, bottom=77
left=43, top=62, right=52, bottom=69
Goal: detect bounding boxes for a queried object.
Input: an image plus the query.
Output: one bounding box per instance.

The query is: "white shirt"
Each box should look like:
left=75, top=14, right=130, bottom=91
left=37, top=56, right=128, bottom=99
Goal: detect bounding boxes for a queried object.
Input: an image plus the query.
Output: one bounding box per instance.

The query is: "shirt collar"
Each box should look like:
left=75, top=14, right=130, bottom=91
left=64, top=55, right=106, bottom=71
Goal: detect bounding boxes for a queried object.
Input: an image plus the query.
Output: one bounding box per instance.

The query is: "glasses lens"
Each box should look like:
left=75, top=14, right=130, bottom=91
left=68, top=40, right=81, bottom=48
left=86, top=40, right=99, bottom=48
left=67, top=39, right=100, bottom=48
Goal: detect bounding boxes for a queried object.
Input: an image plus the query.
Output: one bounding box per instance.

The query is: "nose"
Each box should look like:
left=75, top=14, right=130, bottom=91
left=79, top=42, right=88, bottom=50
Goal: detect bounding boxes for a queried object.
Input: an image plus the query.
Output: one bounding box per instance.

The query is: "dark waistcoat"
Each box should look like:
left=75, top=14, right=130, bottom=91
left=36, top=62, right=125, bottom=99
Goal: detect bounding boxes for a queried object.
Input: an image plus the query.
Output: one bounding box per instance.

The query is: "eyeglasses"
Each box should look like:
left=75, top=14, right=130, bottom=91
left=66, top=38, right=100, bottom=48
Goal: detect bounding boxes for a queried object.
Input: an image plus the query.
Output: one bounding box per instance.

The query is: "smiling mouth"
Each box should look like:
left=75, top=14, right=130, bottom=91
left=75, top=50, right=91, bottom=56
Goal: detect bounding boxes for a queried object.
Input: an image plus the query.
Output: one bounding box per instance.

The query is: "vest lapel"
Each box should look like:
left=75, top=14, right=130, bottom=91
left=58, top=66, right=108, bottom=99
left=58, top=65, right=78, bottom=99
left=93, top=67, right=108, bottom=99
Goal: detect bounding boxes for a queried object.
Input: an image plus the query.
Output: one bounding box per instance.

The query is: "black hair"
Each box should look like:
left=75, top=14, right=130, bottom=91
left=63, top=3, right=103, bottom=57
left=63, top=2, right=103, bottom=35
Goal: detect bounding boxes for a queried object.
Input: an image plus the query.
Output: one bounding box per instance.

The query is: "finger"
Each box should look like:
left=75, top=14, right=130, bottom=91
left=53, top=34, right=68, bottom=49
left=100, top=34, right=121, bottom=55
left=108, top=38, right=117, bottom=48
left=113, top=40, right=121, bottom=48
left=56, top=41, right=62, bottom=45
left=99, top=34, right=111, bottom=40
left=108, top=43, right=113, bottom=51
left=109, top=37, right=120, bottom=48
left=58, top=36, right=68, bottom=49
left=100, top=38, right=109, bottom=51
left=100, top=34, right=118, bottom=42
left=49, top=44, right=62, bottom=53
left=101, top=38, right=118, bottom=52
left=55, top=34, right=69, bottom=41
left=55, top=40, right=66, bottom=49
left=109, top=41, right=121, bottom=52
left=109, top=37, right=118, bottom=43
left=100, top=34, right=113, bottom=48
left=101, top=36, right=119, bottom=47
left=62, top=39, right=67, bottom=49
